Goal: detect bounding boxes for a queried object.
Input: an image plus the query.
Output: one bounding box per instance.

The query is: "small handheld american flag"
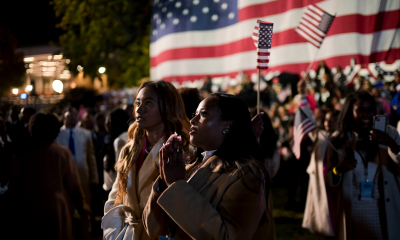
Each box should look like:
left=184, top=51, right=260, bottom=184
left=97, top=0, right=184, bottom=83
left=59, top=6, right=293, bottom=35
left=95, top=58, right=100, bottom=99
left=295, top=4, right=335, bottom=48
left=292, top=105, right=316, bottom=159
left=252, top=20, right=274, bottom=69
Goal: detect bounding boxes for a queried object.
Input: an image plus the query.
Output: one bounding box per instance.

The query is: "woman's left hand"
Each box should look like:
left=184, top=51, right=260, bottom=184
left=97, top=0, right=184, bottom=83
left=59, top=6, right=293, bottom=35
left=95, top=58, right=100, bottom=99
left=160, top=134, right=186, bottom=187
left=371, top=129, right=400, bottom=154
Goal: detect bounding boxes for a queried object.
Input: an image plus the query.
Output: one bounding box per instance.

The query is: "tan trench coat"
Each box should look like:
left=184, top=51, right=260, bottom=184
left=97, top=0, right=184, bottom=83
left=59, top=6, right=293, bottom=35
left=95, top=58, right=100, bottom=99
left=326, top=126, right=400, bottom=240
left=102, top=137, right=164, bottom=240
left=302, top=130, right=335, bottom=236
left=143, top=155, right=276, bottom=240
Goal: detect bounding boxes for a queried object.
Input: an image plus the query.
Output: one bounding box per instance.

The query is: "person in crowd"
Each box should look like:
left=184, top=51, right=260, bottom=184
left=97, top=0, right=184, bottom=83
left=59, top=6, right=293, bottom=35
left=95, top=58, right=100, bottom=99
left=381, top=82, right=394, bottom=101
left=56, top=107, right=98, bottom=239
left=90, top=112, right=109, bottom=227
left=333, top=65, right=347, bottom=95
left=103, top=108, right=130, bottom=192
left=314, top=106, right=327, bottom=130
left=236, top=73, right=257, bottom=109
left=102, top=80, right=190, bottom=240
left=371, top=87, right=391, bottom=116
left=178, top=87, right=204, bottom=120
left=143, top=93, right=276, bottom=240
left=374, top=74, right=384, bottom=89
left=56, top=107, right=99, bottom=205
left=7, top=107, right=36, bottom=144
left=7, top=113, right=91, bottom=239
left=298, top=79, right=340, bottom=237
left=390, top=85, right=400, bottom=126
left=250, top=109, right=279, bottom=180
left=79, top=110, right=96, bottom=131
left=92, top=112, right=109, bottom=195
left=326, top=91, right=400, bottom=240
left=200, top=75, right=213, bottom=98
left=0, top=112, right=13, bottom=196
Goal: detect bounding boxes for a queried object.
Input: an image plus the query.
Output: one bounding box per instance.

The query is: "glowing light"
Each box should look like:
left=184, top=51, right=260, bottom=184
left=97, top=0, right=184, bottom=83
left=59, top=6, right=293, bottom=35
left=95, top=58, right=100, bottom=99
left=25, top=85, right=33, bottom=92
left=98, top=67, right=106, bottom=74
left=70, top=82, right=77, bottom=89
left=53, top=54, right=63, bottom=60
left=77, top=65, right=83, bottom=72
left=12, top=88, right=18, bottom=95
left=24, top=57, right=34, bottom=62
left=52, top=80, right=63, bottom=93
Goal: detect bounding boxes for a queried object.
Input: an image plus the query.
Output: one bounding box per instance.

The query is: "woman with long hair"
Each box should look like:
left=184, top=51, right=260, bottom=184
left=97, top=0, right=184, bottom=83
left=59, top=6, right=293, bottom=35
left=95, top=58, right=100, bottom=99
left=102, top=81, right=190, bottom=240
left=326, top=91, right=400, bottom=240
left=143, top=93, right=275, bottom=240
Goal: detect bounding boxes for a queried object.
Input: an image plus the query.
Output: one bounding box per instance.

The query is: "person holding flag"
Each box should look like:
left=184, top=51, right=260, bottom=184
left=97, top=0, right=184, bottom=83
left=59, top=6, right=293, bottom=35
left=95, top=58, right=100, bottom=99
left=295, top=79, right=339, bottom=237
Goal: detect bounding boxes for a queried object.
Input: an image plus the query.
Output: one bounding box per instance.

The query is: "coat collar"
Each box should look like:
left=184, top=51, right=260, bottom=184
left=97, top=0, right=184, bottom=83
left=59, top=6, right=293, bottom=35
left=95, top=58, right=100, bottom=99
left=186, top=155, right=222, bottom=192
left=137, top=136, right=165, bottom=194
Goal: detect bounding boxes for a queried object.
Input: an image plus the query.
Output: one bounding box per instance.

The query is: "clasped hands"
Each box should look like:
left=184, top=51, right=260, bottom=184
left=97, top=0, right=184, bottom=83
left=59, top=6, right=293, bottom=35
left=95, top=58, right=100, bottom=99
left=159, top=133, right=186, bottom=191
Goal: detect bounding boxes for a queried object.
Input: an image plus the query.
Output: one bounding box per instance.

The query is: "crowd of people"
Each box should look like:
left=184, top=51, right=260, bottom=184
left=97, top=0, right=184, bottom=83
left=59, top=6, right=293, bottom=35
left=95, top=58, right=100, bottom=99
left=0, top=62, right=399, bottom=240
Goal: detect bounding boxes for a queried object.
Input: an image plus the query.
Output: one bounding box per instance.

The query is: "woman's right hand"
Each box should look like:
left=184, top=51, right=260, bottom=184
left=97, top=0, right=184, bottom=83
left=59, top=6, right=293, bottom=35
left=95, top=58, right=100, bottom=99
left=335, top=148, right=357, bottom=174
left=335, top=158, right=357, bottom=174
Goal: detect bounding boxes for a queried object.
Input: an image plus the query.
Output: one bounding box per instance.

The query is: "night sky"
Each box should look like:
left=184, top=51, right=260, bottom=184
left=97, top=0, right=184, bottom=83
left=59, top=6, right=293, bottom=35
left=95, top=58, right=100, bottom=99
left=0, top=0, right=63, bottom=47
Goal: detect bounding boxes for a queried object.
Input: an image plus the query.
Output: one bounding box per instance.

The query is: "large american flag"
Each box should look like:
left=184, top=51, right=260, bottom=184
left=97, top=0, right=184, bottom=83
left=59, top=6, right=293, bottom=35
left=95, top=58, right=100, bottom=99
left=295, top=4, right=335, bottom=48
left=150, top=0, right=400, bottom=82
left=252, top=20, right=273, bottom=69
left=292, top=104, right=316, bottom=159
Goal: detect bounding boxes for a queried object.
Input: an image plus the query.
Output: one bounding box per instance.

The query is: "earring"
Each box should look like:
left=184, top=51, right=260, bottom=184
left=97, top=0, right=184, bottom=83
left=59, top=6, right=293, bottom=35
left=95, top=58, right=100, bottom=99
left=223, top=130, right=227, bottom=134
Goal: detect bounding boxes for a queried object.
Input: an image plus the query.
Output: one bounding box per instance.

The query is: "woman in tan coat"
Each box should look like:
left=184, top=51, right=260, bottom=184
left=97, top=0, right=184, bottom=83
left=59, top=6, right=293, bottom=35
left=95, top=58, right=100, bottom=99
left=326, top=91, right=400, bottom=240
left=102, top=81, right=190, bottom=240
left=143, top=93, right=275, bottom=240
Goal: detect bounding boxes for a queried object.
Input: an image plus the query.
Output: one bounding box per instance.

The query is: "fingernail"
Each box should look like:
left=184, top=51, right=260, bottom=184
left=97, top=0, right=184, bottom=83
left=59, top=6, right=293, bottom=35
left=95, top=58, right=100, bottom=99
left=177, top=135, right=182, bottom=140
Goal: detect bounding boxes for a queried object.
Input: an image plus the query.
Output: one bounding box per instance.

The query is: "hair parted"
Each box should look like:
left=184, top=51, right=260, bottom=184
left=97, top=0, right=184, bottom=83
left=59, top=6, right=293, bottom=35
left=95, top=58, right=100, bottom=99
left=114, top=80, right=190, bottom=205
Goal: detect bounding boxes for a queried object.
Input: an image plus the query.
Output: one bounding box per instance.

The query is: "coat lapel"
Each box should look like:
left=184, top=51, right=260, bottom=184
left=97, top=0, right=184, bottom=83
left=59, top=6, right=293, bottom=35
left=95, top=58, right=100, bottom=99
left=187, top=155, right=222, bottom=192
left=137, top=137, right=164, bottom=194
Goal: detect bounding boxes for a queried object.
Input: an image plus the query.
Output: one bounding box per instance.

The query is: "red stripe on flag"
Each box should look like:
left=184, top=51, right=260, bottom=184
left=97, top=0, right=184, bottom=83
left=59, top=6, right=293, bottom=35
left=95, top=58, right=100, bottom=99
left=239, top=0, right=325, bottom=21
left=158, top=48, right=400, bottom=83
left=151, top=11, right=399, bottom=68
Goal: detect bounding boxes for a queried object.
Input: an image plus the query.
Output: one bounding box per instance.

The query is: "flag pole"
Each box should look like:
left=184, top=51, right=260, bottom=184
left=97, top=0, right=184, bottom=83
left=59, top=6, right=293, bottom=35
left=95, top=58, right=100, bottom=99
left=257, top=69, right=261, bottom=114
left=304, top=49, right=320, bottom=79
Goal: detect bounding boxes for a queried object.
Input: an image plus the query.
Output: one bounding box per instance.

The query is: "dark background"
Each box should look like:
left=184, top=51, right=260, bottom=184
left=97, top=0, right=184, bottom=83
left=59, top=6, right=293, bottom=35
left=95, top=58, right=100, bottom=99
left=0, top=0, right=62, bottom=47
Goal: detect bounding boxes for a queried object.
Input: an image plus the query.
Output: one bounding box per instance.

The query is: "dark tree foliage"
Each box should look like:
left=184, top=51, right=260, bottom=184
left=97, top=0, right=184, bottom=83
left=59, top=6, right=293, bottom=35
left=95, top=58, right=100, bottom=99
left=0, top=28, right=26, bottom=98
left=52, top=0, right=152, bottom=88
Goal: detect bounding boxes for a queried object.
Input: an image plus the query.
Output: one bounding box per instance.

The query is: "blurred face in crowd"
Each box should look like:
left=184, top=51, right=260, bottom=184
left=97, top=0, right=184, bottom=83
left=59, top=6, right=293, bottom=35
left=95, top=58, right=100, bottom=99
left=135, top=87, right=164, bottom=132
left=393, top=71, right=399, bottom=84
left=81, top=113, right=95, bottom=131
left=19, top=108, right=32, bottom=124
left=189, top=97, right=226, bottom=151
left=64, top=108, right=78, bottom=129
left=371, top=88, right=380, bottom=98
left=324, top=111, right=337, bottom=133
left=352, top=99, right=375, bottom=132
left=96, top=116, right=106, bottom=131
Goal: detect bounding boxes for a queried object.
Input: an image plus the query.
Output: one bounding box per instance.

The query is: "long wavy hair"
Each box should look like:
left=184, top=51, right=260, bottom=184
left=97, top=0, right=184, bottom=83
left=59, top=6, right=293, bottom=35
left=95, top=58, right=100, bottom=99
left=114, top=80, right=190, bottom=205
left=187, top=93, right=270, bottom=222
left=331, top=91, right=375, bottom=149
